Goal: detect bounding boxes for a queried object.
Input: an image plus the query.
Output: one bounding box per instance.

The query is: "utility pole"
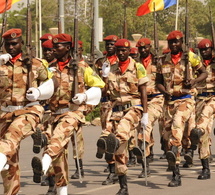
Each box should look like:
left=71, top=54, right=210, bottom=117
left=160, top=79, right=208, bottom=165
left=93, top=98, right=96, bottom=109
left=58, top=0, right=65, bottom=33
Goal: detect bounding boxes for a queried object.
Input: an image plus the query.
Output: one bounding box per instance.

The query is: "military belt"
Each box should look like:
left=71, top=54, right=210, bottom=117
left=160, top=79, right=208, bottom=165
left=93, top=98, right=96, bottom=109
left=55, top=108, right=71, bottom=115
left=198, top=92, right=215, bottom=97
left=1, top=101, right=40, bottom=112
left=112, top=102, right=132, bottom=112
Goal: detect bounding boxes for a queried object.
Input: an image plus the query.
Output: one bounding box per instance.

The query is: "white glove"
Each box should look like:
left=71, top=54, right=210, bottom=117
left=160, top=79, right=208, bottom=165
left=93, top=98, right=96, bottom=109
left=26, top=87, right=40, bottom=101
left=141, top=113, right=148, bottom=129
left=0, top=53, right=12, bottom=65
left=102, top=62, right=110, bottom=77
left=72, top=93, right=87, bottom=105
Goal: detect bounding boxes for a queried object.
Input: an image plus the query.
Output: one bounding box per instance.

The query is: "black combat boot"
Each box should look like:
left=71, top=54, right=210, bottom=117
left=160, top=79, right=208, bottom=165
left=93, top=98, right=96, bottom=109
left=183, top=148, right=194, bottom=168
left=127, top=150, right=136, bottom=167
left=31, top=156, right=43, bottom=183
left=96, top=136, right=107, bottom=159
left=198, top=158, right=210, bottom=180
left=106, top=133, right=120, bottom=155
left=168, top=164, right=181, bottom=187
left=160, top=137, right=167, bottom=159
left=116, top=175, right=129, bottom=195
left=138, top=157, right=150, bottom=178
left=32, top=127, right=48, bottom=154
left=148, top=146, right=154, bottom=163
left=102, top=163, right=118, bottom=185
left=41, top=175, right=55, bottom=186
left=71, top=159, right=84, bottom=179
left=166, top=146, right=178, bottom=170
left=132, top=146, right=143, bottom=164
left=46, top=176, right=56, bottom=195
left=190, top=128, right=204, bottom=150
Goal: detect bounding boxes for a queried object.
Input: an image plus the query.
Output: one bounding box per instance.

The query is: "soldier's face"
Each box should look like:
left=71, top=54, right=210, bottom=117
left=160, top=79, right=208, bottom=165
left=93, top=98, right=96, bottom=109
left=4, top=38, right=23, bottom=57
left=105, top=41, right=116, bottom=56
left=116, top=47, right=130, bottom=62
left=138, top=45, right=151, bottom=58
left=43, top=48, right=55, bottom=63
left=168, top=38, right=183, bottom=54
left=53, top=43, right=70, bottom=59
left=199, top=47, right=212, bottom=60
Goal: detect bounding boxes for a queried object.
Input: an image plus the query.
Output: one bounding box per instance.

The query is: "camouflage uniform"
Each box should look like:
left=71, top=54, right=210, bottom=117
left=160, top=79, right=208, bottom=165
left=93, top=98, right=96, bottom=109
left=100, top=56, right=148, bottom=175
left=42, top=59, right=105, bottom=187
left=137, top=55, right=164, bottom=157
left=0, top=56, right=51, bottom=195
left=159, top=51, right=203, bottom=164
left=195, top=58, right=215, bottom=159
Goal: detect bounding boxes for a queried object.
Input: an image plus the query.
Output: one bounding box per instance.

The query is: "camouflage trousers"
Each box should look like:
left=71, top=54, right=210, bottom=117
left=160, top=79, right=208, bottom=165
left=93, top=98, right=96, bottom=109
left=100, top=106, right=142, bottom=174
left=138, top=95, right=164, bottom=157
left=195, top=96, right=215, bottom=159
left=0, top=108, right=43, bottom=195
left=128, top=129, right=137, bottom=151
left=44, top=111, right=84, bottom=187
left=163, top=98, right=195, bottom=164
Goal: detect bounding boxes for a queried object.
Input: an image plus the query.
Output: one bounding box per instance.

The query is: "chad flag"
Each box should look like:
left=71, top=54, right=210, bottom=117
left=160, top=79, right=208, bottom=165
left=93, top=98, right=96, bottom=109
left=0, top=0, right=21, bottom=14
left=136, top=0, right=177, bottom=16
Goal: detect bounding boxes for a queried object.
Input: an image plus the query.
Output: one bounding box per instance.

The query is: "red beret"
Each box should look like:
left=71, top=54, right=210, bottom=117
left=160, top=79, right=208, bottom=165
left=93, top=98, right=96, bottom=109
left=136, top=38, right=151, bottom=47
left=162, top=48, right=170, bottom=54
left=115, top=39, right=130, bottom=47
left=42, top=40, right=53, bottom=49
left=52, top=33, right=72, bottom=44
left=78, top=40, right=83, bottom=47
left=2, top=28, right=22, bottom=39
left=198, top=39, right=213, bottom=49
left=103, top=35, right=119, bottom=42
left=40, top=33, right=53, bottom=41
left=130, top=47, right=138, bottom=54
left=167, top=30, right=183, bottom=40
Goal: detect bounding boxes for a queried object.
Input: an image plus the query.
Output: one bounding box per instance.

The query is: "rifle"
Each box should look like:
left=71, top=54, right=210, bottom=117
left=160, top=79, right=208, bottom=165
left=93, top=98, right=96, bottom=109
left=184, top=0, right=190, bottom=88
left=0, top=0, right=9, bottom=53
left=88, top=0, right=95, bottom=69
left=153, top=2, right=159, bottom=66
left=69, top=0, right=82, bottom=184
left=209, top=6, right=215, bottom=52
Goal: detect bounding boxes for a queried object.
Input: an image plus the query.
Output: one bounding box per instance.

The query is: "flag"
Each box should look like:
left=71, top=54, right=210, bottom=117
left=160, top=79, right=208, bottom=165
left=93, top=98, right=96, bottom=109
left=136, top=0, right=177, bottom=16
left=0, top=0, right=21, bottom=14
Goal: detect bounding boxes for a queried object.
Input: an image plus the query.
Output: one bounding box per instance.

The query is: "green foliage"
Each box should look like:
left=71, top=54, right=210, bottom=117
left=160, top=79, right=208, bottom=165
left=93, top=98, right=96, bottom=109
left=85, top=104, right=101, bottom=122
left=2, top=0, right=215, bottom=55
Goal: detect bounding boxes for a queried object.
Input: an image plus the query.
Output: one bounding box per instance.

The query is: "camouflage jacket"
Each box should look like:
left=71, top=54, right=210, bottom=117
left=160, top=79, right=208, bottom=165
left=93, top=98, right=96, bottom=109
left=159, top=51, right=203, bottom=97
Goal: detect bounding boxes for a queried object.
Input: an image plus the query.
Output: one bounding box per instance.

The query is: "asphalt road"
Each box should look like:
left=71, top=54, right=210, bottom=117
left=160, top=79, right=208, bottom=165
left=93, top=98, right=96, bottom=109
left=0, top=124, right=215, bottom=195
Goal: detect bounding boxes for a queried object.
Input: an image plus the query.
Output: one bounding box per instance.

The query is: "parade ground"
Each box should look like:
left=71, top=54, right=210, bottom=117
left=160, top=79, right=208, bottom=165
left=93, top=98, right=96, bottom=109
left=0, top=124, right=215, bottom=195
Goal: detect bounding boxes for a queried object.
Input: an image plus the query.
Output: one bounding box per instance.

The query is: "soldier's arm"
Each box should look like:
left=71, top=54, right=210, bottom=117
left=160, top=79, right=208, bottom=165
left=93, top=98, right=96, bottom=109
left=156, top=73, right=171, bottom=100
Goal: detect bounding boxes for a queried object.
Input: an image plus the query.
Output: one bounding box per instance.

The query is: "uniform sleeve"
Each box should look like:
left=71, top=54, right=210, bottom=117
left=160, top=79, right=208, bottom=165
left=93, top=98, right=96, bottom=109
left=188, top=51, right=203, bottom=69
left=84, top=66, right=105, bottom=88
left=41, top=59, right=53, bottom=79
left=135, top=62, right=149, bottom=85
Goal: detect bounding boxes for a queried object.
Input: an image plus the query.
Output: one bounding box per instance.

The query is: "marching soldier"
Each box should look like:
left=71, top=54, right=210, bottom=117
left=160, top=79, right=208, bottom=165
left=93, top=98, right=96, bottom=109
left=31, top=33, right=105, bottom=195
left=189, top=38, right=214, bottom=180
left=40, top=33, right=54, bottom=44
left=96, top=39, right=149, bottom=194
left=156, top=30, right=207, bottom=187
left=132, top=38, right=165, bottom=178
left=0, top=28, right=55, bottom=195
left=95, top=35, right=119, bottom=185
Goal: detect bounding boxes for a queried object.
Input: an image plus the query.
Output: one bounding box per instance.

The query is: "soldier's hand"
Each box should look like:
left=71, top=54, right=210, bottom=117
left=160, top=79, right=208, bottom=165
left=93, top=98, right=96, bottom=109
left=141, top=113, right=148, bottom=130
left=72, top=93, right=87, bottom=105
left=0, top=53, right=12, bottom=65
left=102, top=62, right=110, bottom=77
left=26, top=87, right=40, bottom=101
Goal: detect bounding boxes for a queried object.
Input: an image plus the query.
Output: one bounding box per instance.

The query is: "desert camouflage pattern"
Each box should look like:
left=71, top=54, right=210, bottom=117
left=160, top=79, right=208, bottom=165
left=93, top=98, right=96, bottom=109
left=95, top=55, right=119, bottom=130
left=44, top=60, right=104, bottom=186
left=195, top=59, right=215, bottom=159
left=137, top=58, right=165, bottom=156
left=159, top=51, right=202, bottom=97
left=162, top=98, right=195, bottom=164
left=0, top=56, right=50, bottom=194
left=100, top=57, right=148, bottom=174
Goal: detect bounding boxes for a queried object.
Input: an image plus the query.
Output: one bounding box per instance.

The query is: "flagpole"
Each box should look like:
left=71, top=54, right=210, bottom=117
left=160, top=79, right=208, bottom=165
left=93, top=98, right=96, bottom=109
left=175, top=0, right=179, bottom=30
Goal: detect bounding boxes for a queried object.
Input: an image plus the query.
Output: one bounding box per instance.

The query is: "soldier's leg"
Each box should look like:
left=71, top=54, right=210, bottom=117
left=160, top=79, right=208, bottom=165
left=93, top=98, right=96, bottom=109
left=127, top=130, right=137, bottom=167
